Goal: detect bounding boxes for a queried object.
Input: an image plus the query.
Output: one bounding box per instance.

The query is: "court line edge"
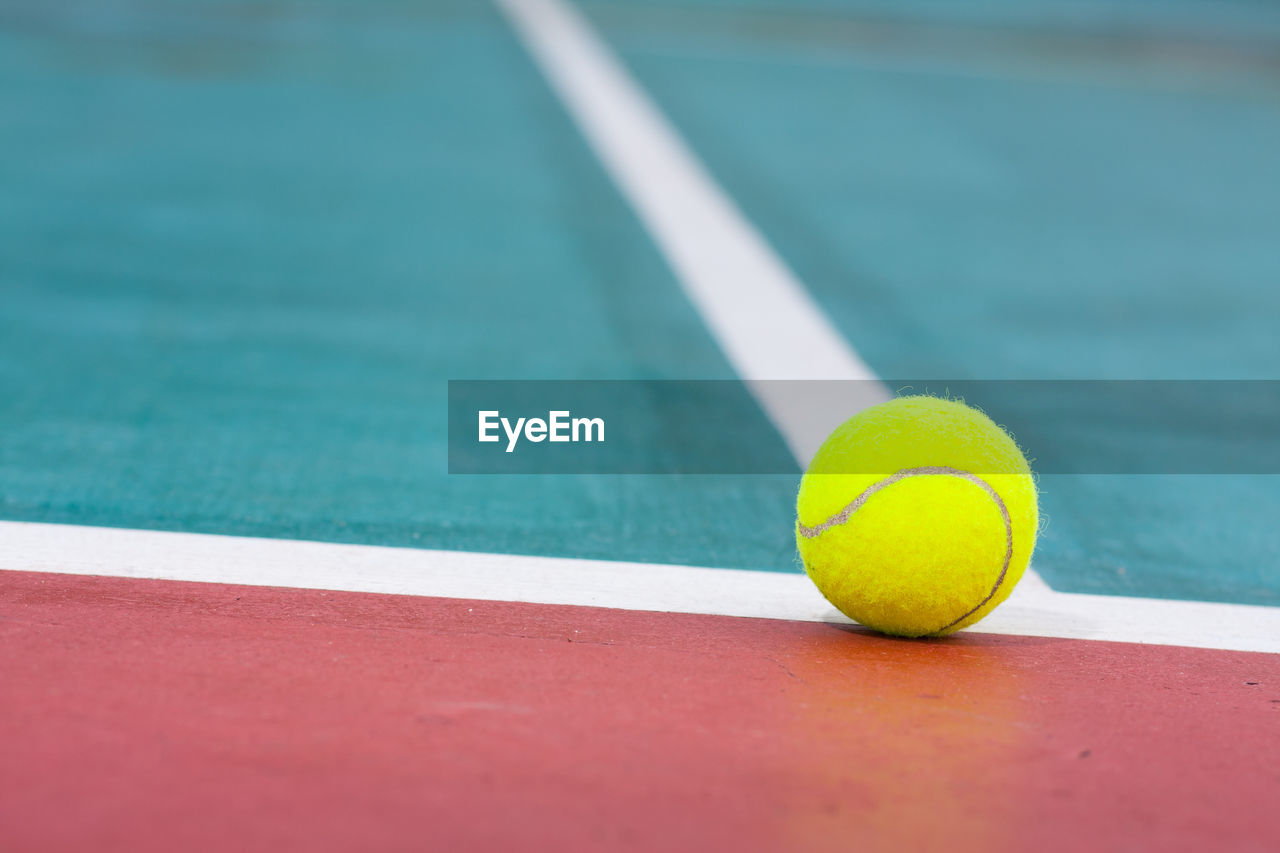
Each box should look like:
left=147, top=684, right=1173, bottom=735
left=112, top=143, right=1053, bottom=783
left=3, top=521, right=1277, bottom=654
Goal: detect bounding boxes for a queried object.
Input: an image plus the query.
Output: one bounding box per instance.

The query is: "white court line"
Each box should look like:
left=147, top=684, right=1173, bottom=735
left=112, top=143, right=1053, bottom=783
left=497, top=0, right=888, bottom=465
left=3, top=521, right=1278, bottom=654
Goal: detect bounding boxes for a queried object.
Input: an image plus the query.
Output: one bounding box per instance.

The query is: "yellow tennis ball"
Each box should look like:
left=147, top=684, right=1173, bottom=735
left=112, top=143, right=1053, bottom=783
left=795, top=395, right=1038, bottom=638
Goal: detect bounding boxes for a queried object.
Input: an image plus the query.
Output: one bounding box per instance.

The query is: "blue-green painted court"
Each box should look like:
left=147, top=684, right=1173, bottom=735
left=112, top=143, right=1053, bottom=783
left=2, top=0, right=1279, bottom=606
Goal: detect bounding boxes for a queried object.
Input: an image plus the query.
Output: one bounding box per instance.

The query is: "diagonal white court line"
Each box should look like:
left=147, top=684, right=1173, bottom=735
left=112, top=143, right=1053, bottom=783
left=497, top=0, right=889, bottom=466
left=3, top=521, right=1279, bottom=654
left=495, top=0, right=1067, bottom=581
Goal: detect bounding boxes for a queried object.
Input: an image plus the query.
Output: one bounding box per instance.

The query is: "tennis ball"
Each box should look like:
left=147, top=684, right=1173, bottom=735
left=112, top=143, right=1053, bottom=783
left=795, top=395, right=1038, bottom=638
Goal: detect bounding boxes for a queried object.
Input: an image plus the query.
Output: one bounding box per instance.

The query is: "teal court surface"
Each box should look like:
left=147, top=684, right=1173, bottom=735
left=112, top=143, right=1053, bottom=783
left=2, top=1, right=1280, bottom=850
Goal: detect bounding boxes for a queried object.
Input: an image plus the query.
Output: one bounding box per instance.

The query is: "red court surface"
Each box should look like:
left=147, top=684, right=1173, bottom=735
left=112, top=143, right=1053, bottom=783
left=3, top=570, right=1278, bottom=852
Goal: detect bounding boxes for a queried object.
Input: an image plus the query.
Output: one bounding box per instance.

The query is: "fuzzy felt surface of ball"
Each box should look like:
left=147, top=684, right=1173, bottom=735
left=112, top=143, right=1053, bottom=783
left=795, top=396, right=1039, bottom=638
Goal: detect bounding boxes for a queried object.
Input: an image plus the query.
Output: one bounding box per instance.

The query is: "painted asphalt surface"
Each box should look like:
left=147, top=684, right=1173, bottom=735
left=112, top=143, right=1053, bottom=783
left=2, top=2, right=1279, bottom=850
